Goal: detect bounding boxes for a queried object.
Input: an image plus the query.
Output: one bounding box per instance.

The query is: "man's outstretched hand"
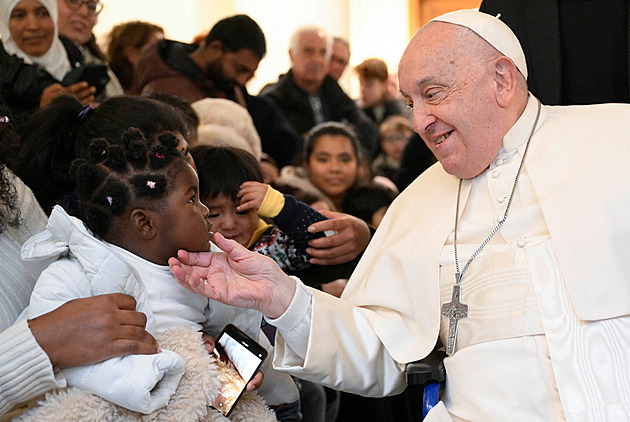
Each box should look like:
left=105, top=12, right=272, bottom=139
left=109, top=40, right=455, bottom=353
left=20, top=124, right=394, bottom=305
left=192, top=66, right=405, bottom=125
left=169, top=232, right=296, bottom=319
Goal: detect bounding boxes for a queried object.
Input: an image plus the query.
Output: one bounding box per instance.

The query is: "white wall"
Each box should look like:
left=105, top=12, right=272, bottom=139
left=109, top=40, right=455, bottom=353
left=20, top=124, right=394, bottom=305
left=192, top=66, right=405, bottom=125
left=94, top=0, right=410, bottom=97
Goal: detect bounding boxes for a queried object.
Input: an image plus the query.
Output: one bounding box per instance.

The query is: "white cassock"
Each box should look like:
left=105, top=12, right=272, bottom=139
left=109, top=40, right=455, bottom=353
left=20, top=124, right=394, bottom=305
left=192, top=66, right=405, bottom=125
left=269, top=95, right=630, bottom=421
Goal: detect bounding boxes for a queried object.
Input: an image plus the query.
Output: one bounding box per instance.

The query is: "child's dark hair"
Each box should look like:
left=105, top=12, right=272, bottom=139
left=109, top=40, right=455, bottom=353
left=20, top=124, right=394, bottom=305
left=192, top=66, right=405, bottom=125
left=147, top=92, right=200, bottom=131
left=303, top=122, right=363, bottom=163
left=190, top=145, right=263, bottom=201
left=16, top=95, right=188, bottom=215
left=69, top=128, right=184, bottom=239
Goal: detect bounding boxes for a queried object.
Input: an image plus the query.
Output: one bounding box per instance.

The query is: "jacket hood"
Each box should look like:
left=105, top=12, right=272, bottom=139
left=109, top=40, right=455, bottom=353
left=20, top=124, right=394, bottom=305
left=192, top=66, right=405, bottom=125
left=22, top=205, right=157, bottom=332
left=131, top=39, right=200, bottom=94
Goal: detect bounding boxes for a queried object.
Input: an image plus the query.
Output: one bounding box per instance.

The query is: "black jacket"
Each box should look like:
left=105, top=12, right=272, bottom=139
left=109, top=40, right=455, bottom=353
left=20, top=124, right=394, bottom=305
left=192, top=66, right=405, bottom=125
left=0, top=36, right=83, bottom=131
left=261, top=70, right=378, bottom=158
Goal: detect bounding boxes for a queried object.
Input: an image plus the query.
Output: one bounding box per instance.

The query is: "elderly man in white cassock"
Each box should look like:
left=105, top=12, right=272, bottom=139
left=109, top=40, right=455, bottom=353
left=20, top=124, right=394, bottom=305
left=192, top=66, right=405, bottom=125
left=169, top=9, right=630, bottom=422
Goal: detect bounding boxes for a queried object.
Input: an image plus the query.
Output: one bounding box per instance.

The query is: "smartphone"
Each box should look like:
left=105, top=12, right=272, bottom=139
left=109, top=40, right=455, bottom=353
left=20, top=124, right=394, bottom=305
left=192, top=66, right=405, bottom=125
left=210, top=324, right=267, bottom=417
left=62, top=64, right=110, bottom=95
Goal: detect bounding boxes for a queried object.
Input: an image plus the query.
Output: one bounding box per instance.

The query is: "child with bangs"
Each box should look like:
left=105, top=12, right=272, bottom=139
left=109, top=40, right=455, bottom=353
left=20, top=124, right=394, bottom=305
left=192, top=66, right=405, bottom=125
left=191, top=145, right=334, bottom=273
left=191, top=145, right=354, bottom=422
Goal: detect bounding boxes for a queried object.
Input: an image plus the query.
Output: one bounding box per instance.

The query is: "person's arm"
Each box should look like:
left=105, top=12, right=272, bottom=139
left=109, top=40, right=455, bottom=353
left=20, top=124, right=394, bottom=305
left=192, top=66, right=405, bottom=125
left=0, top=319, right=65, bottom=416
left=28, top=294, right=158, bottom=368
left=169, top=233, right=408, bottom=397
left=0, top=293, right=158, bottom=416
left=26, top=265, right=184, bottom=414
left=240, top=181, right=329, bottom=241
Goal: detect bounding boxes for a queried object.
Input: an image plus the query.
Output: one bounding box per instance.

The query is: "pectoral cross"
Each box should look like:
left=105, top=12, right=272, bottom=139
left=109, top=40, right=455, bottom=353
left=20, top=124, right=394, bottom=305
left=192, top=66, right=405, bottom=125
left=441, top=275, right=469, bottom=356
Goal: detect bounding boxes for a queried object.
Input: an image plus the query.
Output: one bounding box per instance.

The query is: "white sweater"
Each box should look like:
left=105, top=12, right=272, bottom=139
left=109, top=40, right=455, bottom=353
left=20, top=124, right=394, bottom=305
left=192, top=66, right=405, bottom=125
left=0, top=170, right=57, bottom=417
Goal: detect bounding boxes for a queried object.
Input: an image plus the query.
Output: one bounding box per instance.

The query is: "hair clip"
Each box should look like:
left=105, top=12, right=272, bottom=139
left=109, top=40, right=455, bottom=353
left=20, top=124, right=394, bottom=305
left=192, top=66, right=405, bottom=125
left=78, top=105, right=93, bottom=121
left=155, top=152, right=165, bottom=159
left=0, top=116, right=9, bottom=123
left=106, top=196, right=113, bottom=206
left=146, top=181, right=156, bottom=189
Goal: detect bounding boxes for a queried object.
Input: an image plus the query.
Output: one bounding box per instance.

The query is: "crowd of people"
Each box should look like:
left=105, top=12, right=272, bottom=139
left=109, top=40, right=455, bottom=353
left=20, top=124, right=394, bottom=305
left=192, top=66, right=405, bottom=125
left=0, top=1, right=414, bottom=420
left=1, top=1, right=629, bottom=421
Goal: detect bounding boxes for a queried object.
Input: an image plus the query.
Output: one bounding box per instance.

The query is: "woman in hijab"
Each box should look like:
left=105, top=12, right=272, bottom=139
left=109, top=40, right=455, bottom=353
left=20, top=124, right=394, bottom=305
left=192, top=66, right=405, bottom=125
left=0, top=0, right=96, bottom=130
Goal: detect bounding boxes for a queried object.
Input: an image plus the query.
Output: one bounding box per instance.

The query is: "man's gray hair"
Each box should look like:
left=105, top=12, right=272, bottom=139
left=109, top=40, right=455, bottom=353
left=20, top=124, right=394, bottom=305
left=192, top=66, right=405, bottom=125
left=289, top=25, right=332, bottom=57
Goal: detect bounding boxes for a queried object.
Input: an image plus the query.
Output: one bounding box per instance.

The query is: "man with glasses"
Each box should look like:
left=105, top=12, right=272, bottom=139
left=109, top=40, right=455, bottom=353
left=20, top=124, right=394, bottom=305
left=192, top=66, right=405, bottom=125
left=57, top=0, right=123, bottom=100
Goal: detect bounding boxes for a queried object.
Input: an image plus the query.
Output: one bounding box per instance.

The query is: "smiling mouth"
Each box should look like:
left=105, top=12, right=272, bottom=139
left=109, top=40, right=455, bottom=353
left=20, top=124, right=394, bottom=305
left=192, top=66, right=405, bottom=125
left=435, top=132, right=452, bottom=145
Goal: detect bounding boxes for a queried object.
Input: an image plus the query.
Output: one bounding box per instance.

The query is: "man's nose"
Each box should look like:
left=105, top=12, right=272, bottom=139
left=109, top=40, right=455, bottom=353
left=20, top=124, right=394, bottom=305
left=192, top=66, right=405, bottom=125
left=413, top=103, right=437, bottom=135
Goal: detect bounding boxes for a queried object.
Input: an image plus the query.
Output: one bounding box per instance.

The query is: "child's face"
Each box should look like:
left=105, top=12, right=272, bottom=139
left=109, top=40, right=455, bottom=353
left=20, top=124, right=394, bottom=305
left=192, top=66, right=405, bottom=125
left=359, top=76, right=388, bottom=108
left=306, top=134, right=358, bottom=202
left=156, top=163, right=212, bottom=258
left=202, top=193, right=259, bottom=248
left=380, top=129, right=411, bottom=162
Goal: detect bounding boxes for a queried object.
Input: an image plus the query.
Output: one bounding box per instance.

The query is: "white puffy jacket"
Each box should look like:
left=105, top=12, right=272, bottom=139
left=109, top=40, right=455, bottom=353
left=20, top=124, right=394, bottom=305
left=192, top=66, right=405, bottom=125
left=21, top=206, right=185, bottom=414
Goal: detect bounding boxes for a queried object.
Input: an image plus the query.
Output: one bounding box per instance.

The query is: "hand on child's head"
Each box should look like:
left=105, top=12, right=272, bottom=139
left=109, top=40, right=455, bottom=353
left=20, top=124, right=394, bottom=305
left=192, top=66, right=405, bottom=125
left=236, top=181, right=268, bottom=212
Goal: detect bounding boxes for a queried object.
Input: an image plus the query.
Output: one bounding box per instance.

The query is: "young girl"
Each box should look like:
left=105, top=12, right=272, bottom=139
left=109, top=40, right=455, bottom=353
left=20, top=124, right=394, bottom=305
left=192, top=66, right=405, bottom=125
left=20, top=128, right=275, bottom=420
left=302, top=122, right=361, bottom=212
left=16, top=95, right=194, bottom=215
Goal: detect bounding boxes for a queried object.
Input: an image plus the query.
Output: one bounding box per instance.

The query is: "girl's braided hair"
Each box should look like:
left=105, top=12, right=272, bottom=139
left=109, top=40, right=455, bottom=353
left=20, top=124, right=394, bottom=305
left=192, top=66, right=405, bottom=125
left=69, top=127, right=185, bottom=238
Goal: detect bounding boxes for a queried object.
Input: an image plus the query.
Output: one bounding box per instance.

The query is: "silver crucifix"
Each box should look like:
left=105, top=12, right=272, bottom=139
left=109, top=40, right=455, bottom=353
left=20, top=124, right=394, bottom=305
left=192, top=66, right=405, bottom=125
left=441, top=280, right=469, bottom=356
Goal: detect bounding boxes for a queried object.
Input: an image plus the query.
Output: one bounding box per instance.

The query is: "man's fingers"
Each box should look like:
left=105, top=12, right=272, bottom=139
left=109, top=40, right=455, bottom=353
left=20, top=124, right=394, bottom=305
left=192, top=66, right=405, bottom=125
left=308, top=234, right=345, bottom=249
left=213, top=232, right=242, bottom=256
left=317, top=209, right=343, bottom=219
left=177, top=249, right=212, bottom=266
left=117, top=308, right=148, bottom=328
left=309, top=254, right=353, bottom=266
left=308, top=218, right=338, bottom=234
left=247, top=370, right=264, bottom=391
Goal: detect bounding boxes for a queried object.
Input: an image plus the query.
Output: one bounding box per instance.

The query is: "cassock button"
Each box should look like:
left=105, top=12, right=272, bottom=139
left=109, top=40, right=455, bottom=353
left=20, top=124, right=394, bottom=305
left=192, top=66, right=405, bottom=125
left=495, top=158, right=505, bottom=166
left=492, top=170, right=501, bottom=178
left=517, top=238, right=527, bottom=248
left=497, top=195, right=507, bottom=203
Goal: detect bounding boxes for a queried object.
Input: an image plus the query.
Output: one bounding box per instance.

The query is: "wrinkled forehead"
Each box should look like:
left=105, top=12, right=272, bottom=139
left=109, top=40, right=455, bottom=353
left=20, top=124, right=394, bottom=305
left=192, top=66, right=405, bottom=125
left=398, top=22, right=469, bottom=91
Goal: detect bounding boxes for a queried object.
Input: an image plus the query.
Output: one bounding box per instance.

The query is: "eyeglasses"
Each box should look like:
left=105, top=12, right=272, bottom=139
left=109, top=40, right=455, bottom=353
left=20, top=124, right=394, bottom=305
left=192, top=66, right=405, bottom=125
left=384, top=134, right=410, bottom=143
left=64, top=0, right=104, bottom=15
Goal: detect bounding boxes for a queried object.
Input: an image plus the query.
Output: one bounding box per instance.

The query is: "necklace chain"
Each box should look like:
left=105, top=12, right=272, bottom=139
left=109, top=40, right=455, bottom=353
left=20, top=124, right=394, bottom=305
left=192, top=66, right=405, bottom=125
left=454, top=99, right=541, bottom=283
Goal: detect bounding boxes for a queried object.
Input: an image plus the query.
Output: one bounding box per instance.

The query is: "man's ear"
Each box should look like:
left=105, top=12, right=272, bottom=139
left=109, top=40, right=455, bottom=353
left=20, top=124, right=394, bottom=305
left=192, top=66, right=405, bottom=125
left=130, top=208, right=157, bottom=240
left=206, top=39, right=224, bottom=53
left=493, top=56, right=519, bottom=108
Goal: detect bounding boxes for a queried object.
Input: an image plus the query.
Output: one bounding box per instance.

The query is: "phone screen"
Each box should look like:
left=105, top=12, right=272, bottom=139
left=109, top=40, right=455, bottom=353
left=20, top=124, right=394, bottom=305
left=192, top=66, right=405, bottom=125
left=211, top=325, right=266, bottom=416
